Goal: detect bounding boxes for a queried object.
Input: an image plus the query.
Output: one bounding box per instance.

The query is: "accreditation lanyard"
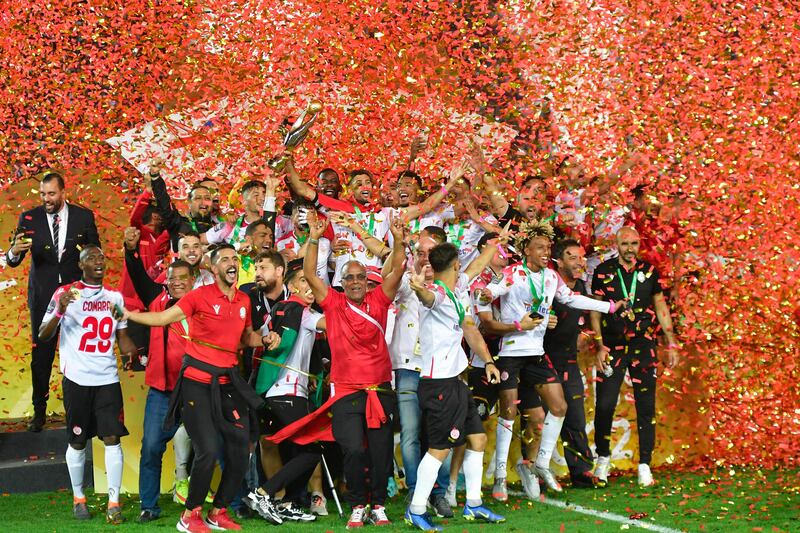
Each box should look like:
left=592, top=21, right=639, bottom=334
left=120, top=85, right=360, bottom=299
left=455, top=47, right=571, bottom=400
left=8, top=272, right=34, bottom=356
left=190, top=219, right=198, bottom=232
left=446, top=221, right=466, bottom=245
left=616, top=267, right=638, bottom=304
left=521, top=261, right=545, bottom=309
left=230, top=215, right=246, bottom=243
left=353, top=205, right=375, bottom=236
left=433, top=280, right=465, bottom=325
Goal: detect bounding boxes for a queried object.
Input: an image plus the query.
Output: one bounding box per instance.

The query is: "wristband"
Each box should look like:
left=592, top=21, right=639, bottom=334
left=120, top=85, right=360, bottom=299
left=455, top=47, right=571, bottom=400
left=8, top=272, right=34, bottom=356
left=309, top=238, right=320, bottom=245
left=55, top=309, right=64, bottom=319
left=667, top=343, right=679, bottom=349
left=608, top=299, right=616, bottom=313
left=485, top=361, right=496, bottom=367
left=593, top=335, right=603, bottom=341
left=513, top=320, right=523, bottom=332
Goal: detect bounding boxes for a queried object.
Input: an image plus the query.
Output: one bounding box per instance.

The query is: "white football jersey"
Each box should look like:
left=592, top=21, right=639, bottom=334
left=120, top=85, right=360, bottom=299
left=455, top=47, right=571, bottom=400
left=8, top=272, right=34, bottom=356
left=43, top=281, right=128, bottom=386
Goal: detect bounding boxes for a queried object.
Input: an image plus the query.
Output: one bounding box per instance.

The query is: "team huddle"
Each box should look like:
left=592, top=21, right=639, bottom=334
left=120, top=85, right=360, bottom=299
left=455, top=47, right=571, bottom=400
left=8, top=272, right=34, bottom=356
left=7, top=142, right=680, bottom=532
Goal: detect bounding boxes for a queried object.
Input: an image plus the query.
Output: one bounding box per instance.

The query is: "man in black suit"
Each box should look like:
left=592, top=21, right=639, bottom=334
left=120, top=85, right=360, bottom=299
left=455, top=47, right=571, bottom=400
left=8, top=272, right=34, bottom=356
left=6, top=170, right=100, bottom=432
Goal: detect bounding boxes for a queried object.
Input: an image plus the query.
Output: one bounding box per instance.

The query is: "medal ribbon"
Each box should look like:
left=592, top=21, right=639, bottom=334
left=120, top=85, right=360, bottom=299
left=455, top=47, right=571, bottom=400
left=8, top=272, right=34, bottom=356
left=616, top=267, right=638, bottom=306
left=446, top=221, right=466, bottom=245
left=521, top=261, right=545, bottom=309
left=353, top=205, right=375, bottom=235
left=230, top=215, right=245, bottom=244
left=433, top=280, right=465, bottom=325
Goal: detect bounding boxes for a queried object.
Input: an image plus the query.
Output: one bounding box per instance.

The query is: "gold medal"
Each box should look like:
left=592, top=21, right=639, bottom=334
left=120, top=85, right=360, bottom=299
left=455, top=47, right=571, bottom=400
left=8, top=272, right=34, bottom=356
left=69, top=287, right=81, bottom=301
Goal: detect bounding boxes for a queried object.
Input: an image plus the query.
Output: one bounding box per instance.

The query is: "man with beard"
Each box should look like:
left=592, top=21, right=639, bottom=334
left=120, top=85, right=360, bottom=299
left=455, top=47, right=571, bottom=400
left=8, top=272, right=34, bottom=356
left=153, top=232, right=214, bottom=288
left=275, top=202, right=332, bottom=283
left=39, top=246, right=136, bottom=523
left=148, top=162, right=215, bottom=252
left=205, top=181, right=267, bottom=248
left=479, top=220, right=624, bottom=497
left=246, top=260, right=326, bottom=524
left=124, top=225, right=198, bottom=522
left=237, top=219, right=274, bottom=288
left=590, top=226, right=679, bottom=487
left=544, top=239, right=600, bottom=488
left=121, top=244, right=281, bottom=533
left=6, top=169, right=100, bottom=432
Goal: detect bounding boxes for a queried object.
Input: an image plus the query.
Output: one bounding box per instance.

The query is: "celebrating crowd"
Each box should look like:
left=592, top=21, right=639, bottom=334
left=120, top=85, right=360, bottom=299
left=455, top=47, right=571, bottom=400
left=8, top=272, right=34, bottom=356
left=5, top=139, right=680, bottom=532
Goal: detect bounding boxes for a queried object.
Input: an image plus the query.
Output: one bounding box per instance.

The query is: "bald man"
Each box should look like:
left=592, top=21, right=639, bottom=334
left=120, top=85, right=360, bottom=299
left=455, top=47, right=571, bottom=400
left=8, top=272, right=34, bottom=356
left=589, top=226, right=679, bottom=487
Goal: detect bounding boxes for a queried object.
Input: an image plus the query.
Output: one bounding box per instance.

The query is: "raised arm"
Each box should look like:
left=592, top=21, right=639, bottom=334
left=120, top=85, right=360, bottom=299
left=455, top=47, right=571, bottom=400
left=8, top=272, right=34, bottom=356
left=330, top=211, right=390, bottom=261
left=283, top=155, right=317, bottom=202
left=467, top=141, right=509, bottom=219
left=123, top=227, right=163, bottom=307
left=463, top=222, right=511, bottom=282
left=408, top=268, right=435, bottom=308
left=381, top=215, right=408, bottom=300
left=304, top=212, right=330, bottom=303
left=400, top=159, right=467, bottom=221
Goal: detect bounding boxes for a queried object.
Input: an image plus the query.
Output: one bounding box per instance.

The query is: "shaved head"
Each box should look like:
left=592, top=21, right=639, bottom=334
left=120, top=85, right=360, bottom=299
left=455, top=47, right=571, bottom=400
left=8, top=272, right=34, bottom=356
left=616, top=226, right=639, bottom=244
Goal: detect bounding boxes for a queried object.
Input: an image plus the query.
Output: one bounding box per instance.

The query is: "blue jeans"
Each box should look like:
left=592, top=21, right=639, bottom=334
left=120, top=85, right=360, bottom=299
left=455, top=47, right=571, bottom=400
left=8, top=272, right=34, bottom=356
left=139, top=388, right=180, bottom=513
left=396, top=369, right=450, bottom=496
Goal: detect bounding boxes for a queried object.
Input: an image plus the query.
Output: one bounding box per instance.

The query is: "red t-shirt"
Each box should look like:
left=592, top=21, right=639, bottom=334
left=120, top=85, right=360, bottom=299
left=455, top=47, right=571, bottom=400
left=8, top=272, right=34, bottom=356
left=177, top=283, right=252, bottom=383
left=320, top=287, right=392, bottom=386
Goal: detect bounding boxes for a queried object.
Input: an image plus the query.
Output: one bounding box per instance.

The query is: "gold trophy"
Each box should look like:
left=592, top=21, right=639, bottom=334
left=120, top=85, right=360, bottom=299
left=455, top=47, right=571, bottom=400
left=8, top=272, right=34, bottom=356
left=268, top=100, right=323, bottom=172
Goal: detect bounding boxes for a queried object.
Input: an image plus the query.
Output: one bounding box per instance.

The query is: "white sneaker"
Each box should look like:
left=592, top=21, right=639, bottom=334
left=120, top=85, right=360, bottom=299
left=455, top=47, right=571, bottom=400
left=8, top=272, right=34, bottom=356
left=638, top=463, right=654, bottom=487
left=534, top=463, right=563, bottom=493
left=491, top=477, right=508, bottom=502
left=346, top=505, right=367, bottom=529
left=594, top=456, right=611, bottom=484
left=515, top=460, right=540, bottom=500
left=310, top=491, right=328, bottom=516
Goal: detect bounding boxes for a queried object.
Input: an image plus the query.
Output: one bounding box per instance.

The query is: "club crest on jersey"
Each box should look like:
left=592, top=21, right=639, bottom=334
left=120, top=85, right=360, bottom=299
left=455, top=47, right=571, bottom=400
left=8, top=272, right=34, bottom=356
left=239, top=307, right=245, bottom=319
left=449, top=428, right=460, bottom=441
left=213, top=304, right=221, bottom=315
left=72, top=425, right=82, bottom=435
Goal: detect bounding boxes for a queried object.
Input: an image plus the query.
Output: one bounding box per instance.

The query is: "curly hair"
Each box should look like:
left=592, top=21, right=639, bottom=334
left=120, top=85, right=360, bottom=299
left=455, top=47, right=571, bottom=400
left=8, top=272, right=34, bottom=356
left=514, top=219, right=556, bottom=250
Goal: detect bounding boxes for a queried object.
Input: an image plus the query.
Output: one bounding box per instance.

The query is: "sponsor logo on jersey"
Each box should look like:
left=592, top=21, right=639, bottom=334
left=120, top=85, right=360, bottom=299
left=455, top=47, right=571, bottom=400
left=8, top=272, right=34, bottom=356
left=213, top=304, right=221, bottom=314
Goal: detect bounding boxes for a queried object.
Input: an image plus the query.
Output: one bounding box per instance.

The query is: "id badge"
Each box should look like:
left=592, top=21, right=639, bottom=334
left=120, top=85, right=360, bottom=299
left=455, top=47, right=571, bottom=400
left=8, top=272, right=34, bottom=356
left=413, top=340, right=422, bottom=356
left=536, top=303, right=549, bottom=317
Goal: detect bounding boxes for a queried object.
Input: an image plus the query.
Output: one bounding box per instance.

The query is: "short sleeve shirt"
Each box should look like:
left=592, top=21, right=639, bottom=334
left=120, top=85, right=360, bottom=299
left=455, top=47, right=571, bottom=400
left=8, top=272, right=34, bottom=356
left=418, top=274, right=472, bottom=379
left=177, top=283, right=252, bottom=381
left=43, top=282, right=128, bottom=386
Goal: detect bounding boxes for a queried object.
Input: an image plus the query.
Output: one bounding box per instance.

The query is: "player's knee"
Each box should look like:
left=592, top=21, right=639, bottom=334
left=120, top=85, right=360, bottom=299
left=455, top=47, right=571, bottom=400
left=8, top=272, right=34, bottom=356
left=467, top=432, right=487, bottom=452
left=69, top=442, right=86, bottom=451
left=103, top=436, right=120, bottom=446
left=550, top=401, right=568, bottom=417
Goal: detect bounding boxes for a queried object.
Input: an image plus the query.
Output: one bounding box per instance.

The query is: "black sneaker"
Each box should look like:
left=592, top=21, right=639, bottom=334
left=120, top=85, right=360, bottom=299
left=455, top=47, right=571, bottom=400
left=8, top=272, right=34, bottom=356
left=571, top=471, right=603, bottom=488
left=138, top=509, right=159, bottom=523
left=429, top=494, right=453, bottom=518
left=28, top=410, right=45, bottom=432
left=73, top=501, right=91, bottom=520
left=234, top=505, right=255, bottom=520
left=277, top=501, right=316, bottom=522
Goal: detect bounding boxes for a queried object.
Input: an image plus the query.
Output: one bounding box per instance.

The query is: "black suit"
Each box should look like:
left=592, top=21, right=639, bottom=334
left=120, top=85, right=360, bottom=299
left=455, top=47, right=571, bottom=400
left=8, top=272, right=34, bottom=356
left=6, top=202, right=100, bottom=411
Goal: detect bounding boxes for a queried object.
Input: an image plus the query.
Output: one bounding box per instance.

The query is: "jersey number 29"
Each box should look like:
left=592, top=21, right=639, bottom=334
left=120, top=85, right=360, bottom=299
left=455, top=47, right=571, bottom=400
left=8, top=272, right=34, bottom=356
left=79, top=316, right=113, bottom=353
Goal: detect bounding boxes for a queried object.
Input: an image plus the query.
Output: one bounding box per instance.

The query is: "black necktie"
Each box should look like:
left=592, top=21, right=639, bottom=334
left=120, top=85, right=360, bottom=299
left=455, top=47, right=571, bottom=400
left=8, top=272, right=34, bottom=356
left=52, top=214, right=60, bottom=258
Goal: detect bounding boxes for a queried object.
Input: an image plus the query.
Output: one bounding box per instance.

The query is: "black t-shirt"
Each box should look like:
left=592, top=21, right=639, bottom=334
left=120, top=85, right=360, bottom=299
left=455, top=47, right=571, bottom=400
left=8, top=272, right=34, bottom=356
left=544, top=277, right=587, bottom=366
left=590, top=258, right=662, bottom=344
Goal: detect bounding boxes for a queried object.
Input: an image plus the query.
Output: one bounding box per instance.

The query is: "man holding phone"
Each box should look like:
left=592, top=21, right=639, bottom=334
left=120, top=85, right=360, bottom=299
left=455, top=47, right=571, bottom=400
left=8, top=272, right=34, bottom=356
left=6, top=170, right=100, bottom=432
left=478, top=220, right=624, bottom=495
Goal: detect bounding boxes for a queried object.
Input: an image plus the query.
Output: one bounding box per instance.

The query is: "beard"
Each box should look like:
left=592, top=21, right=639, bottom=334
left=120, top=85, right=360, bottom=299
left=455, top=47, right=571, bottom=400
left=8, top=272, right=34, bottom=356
left=260, top=278, right=277, bottom=293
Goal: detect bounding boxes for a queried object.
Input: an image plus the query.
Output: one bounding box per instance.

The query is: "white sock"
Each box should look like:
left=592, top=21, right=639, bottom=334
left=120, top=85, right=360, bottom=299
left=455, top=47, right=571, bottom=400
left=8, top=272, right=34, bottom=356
left=65, top=446, right=86, bottom=500
left=105, top=443, right=124, bottom=505
left=410, top=453, right=443, bottom=515
left=173, top=425, right=191, bottom=480
left=463, top=449, right=484, bottom=507
left=494, top=417, right=514, bottom=478
left=535, top=413, right=565, bottom=468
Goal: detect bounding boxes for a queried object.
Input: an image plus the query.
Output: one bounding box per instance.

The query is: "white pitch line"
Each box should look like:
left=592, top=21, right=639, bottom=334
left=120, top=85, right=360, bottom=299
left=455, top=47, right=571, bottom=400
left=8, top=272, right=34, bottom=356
left=508, top=490, right=684, bottom=533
